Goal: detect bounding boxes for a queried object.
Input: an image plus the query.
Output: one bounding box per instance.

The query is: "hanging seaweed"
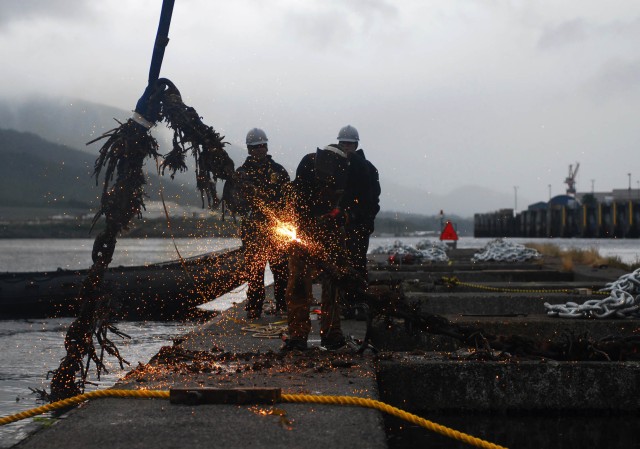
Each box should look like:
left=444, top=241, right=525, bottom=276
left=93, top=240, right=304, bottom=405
left=158, top=78, right=234, bottom=208
left=48, top=80, right=234, bottom=401
left=48, top=0, right=236, bottom=401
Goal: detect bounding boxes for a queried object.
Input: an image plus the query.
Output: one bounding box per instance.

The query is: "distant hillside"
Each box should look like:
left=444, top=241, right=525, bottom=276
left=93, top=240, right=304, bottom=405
left=0, top=97, right=129, bottom=153
left=0, top=95, right=526, bottom=217
left=380, top=182, right=532, bottom=218
left=0, top=95, right=247, bottom=163
left=0, top=95, right=247, bottom=190
left=0, top=129, right=205, bottom=216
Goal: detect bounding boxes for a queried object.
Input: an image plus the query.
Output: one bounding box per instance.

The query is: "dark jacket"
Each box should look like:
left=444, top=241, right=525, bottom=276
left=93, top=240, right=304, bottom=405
left=234, top=155, right=290, bottom=219
left=290, top=146, right=371, bottom=226
left=355, top=148, right=381, bottom=226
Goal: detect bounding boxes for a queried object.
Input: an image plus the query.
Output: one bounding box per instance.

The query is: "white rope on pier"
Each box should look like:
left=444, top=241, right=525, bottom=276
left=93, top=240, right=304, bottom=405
left=545, top=268, right=640, bottom=319
left=471, top=238, right=541, bottom=263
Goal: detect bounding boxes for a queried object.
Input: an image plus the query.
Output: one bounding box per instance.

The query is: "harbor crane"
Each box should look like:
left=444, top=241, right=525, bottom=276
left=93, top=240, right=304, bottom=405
left=565, top=162, right=580, bottom=196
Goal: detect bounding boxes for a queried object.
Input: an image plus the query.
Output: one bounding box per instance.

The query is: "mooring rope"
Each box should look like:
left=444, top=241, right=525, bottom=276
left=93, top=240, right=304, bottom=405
left=0, top=389, right=507, bottom=449
left=440, top=276, right=609, bottom=296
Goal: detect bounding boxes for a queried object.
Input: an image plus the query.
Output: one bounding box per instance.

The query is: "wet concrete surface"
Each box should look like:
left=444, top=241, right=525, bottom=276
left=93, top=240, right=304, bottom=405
left=15, top=293, right=387, bottom=449
left=13, top=249, right=640, bottom=449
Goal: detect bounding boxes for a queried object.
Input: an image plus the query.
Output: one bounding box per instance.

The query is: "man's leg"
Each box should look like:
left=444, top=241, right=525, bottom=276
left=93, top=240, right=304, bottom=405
left=320, top=277, right=344, bottom=347
left=319, top=225, right=347, bottom=348
left=244, top=240, right=267, bottom=318
left=269, top=253, right=289, bottom=312
left=284, top=252, right=312, bottom=346
left=342, top=225, right=371, bottom=319
left=345, top=225, right=370, bottom=280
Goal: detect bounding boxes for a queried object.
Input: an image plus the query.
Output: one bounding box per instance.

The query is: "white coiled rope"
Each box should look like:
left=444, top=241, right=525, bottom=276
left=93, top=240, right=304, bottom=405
left=545, top=268, right=640, bottom=319
left=471, top=238, right=541, bottom=263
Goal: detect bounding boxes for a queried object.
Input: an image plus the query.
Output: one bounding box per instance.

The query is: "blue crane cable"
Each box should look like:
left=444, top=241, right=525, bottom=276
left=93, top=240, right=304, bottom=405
left=135, top=0, right=176, bottom=122
left=148, top=0, right=176, bottom=84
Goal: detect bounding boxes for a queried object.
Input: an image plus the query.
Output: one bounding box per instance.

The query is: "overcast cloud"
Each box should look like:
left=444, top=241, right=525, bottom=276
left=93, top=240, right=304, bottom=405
left=1, top=0, right=640, bottom=213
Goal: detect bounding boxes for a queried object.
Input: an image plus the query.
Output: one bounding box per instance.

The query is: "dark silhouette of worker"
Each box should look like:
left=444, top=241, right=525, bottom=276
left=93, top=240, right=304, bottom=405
left=236, top=128, right=290, bottom=319
left=282, top=143, right=370, bottom=351
left=336, top=125, right=380, bottom=317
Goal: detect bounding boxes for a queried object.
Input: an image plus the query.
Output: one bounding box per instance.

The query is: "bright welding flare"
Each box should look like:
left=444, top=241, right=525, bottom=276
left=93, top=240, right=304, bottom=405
left=274, top=220, right=302, bottom=244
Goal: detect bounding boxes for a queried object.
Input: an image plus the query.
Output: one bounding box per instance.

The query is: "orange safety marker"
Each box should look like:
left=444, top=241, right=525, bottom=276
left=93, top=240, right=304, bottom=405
left=439, top=221, right=458, bottom=241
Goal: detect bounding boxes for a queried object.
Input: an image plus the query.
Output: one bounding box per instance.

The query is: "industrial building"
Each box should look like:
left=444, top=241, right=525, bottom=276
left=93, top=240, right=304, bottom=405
left=474, top=163, right=640, bottom=238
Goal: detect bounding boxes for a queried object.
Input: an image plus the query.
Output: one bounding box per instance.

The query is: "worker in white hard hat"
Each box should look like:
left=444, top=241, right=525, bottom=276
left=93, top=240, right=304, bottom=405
left=336, top=125, right=381, bottom=319
left=281, top=136, right=372, bottom=351
left=235, top=128, right=291, bottom=319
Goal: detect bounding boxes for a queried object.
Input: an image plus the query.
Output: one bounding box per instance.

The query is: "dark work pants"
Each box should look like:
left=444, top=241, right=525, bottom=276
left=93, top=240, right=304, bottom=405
left=344, top=223, right=372, bottom=306
left=285, top=222, right=346, bottom=342
left=242, top=220, right=289, bottom=314
left=346, top=224, right=371, bottom=280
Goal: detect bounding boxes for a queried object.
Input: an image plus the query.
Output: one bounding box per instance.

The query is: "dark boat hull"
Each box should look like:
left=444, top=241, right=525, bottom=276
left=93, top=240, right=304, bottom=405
left=0, top=248, right=245, bottom=320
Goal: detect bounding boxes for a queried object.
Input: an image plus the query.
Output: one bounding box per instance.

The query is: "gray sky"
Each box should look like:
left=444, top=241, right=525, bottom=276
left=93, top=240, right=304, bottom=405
left=2, top=0, right=640, bottom=209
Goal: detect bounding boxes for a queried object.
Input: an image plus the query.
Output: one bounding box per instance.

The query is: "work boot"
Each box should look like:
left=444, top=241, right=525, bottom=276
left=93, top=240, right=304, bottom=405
left=320, top=335, right=347, bottom=351
left=275, top=306, right=287, bottom=317
left=342, top=307, right=356, bottom=320
left=352, top=305, right=367, bottom=322
left=281, top=338, right=308, bottom=352
left=265, top=305, right=287, bottom=316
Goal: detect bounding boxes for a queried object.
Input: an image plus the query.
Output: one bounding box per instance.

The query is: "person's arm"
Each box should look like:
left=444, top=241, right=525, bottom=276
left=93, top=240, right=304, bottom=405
left=368, top=160, right=381, bottom=219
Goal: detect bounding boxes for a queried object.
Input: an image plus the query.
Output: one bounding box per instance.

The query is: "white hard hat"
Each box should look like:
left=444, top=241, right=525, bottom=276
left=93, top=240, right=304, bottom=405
left=337, top=125, right=359, bottom=142
left=246, top=128, right=268, bottom=146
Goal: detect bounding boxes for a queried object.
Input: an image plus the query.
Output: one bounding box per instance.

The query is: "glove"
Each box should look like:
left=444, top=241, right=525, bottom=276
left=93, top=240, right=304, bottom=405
left=321, top=207, right=348, bottom=226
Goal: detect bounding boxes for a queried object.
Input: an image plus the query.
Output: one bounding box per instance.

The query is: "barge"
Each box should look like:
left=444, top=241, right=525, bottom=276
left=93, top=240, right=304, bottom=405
left=0, top=247, right=244, bottom=320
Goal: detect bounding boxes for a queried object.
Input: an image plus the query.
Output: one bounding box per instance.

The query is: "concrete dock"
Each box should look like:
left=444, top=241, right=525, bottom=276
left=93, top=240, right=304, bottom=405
left=15, top=295, right=388, bottom=449
left=13, top=248, right=640, bottom=449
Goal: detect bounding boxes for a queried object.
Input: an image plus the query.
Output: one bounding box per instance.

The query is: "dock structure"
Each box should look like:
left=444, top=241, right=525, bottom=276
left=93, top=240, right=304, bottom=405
left=14, top=248, right=640, bottom=448
left=475, top=198, right=640, bottom=238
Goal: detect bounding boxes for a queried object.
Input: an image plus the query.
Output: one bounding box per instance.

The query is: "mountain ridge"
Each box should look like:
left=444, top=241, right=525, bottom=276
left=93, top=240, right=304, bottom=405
left=0, top=96, right=523, bottom=217
left=0, top=128, right=203, bottom=213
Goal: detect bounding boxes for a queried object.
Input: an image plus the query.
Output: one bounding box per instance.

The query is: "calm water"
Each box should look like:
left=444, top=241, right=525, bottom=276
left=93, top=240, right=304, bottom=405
left=0, top=237, right=242, bottom=273
left=0, top=319, right=199, bottom=447
left=0, top=237, right=241, bottom=447
left=0, top=236, right=638, bottom=446
left=1, top=236, right=638, bottom=272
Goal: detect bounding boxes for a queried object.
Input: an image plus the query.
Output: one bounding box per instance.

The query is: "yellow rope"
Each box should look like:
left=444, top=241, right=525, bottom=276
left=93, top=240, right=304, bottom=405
left=441, top=276, right=608, bottom=295
left=0, top=390, right=169, bottom=426
left=280, top=393, right=507, bottom=449
left=0, top=390, right=507, bottom=449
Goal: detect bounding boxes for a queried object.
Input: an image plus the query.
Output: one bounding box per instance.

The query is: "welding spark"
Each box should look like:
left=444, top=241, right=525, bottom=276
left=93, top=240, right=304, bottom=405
left=274, top=221, right=302, bottom=244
